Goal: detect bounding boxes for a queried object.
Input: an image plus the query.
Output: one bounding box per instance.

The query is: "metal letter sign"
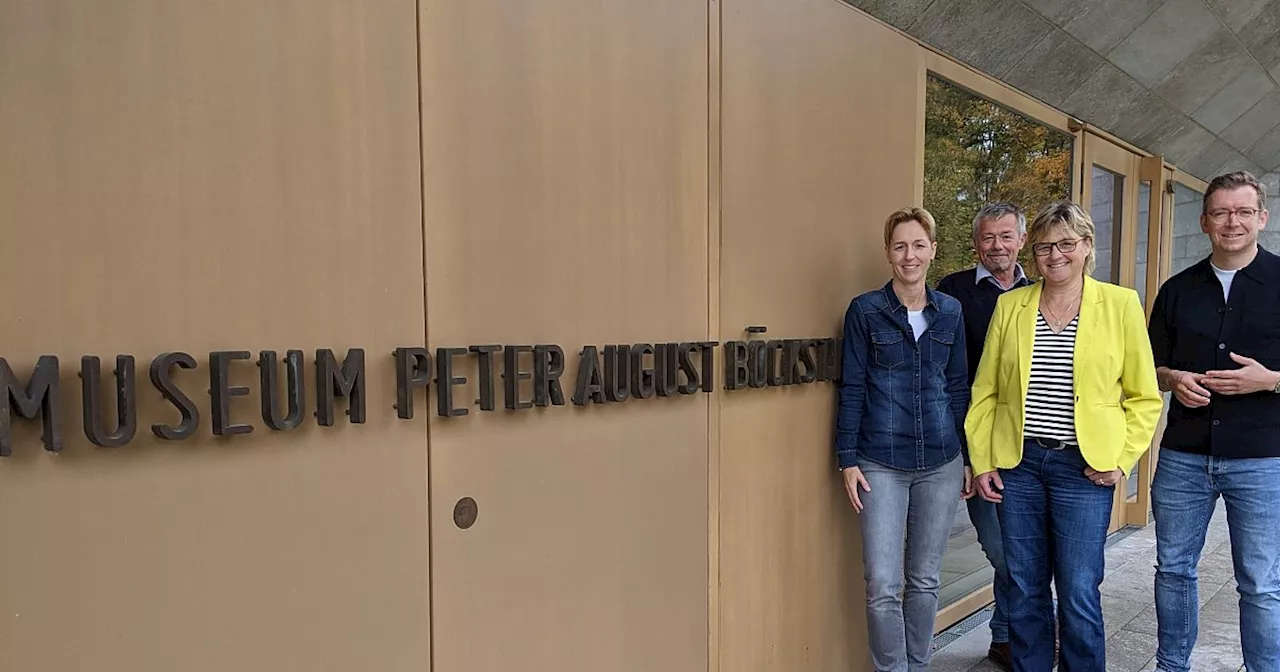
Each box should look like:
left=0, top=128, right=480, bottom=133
left=1, top=336, right=838, bottom=456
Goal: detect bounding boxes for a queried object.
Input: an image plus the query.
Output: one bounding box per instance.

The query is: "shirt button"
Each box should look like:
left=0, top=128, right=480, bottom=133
left=1219, top=343, right=1226, bottom=350
left=1213, top=420, right=1221, bottom=426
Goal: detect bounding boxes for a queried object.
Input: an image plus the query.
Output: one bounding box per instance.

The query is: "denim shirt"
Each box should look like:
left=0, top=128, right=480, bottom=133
left=835, top=282, right=970, bottom=471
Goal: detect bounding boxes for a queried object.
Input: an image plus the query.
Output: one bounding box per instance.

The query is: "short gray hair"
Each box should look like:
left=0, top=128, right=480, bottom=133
left=972, top=202, right=1026, bottom=238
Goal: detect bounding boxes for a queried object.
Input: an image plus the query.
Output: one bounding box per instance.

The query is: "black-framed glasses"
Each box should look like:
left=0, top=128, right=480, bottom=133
left=1206, top=207, right=1261, bottom=224
left=1031, top=237, right=1086, bottom=257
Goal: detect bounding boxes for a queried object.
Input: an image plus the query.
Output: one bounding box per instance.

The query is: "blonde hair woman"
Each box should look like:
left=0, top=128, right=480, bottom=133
left=836, top=207, right=972, bottom=672
left=965, top=201, right=1162, bottom=671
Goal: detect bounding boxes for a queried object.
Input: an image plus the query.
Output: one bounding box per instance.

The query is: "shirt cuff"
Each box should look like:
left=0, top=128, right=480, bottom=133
left=836, top=449, right=858, bottom=471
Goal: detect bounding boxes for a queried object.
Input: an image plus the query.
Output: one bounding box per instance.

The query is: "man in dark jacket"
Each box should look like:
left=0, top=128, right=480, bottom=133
left=936, top=201, right=1030, bottom=669
left=1148, top=171, right=1280, bottom=672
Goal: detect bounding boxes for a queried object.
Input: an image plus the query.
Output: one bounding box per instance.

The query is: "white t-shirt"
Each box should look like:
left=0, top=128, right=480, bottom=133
left=1211, top=262, right=1237, bottom=303
left=907, top=310, right=929, bottom=341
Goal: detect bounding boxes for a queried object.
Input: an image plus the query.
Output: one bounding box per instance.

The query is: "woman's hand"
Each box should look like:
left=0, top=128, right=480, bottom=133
left=1084, top=467, right=1123, bottom=488
left=961, top=466, right=975, bottom=500
left=976, top=470, right=1003, bottom=503
left=842, top=467, right=871, bottom=513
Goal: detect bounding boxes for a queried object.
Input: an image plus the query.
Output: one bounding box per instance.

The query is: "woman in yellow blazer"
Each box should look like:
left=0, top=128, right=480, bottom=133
left=965, top=201, right=1162, bottom=672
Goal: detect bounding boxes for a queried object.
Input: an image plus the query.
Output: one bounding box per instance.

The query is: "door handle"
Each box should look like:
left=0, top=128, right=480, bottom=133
left=453, top=497, right=478, bottom=529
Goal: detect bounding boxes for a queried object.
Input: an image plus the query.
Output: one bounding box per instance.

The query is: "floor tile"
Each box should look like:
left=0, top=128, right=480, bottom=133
left=1185, top=618, right=1244, bottom=670
left=1106, top=629, right=1159, bottom=672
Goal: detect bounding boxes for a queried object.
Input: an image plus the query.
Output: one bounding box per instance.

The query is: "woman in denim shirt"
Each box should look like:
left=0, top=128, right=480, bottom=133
left=835, top=207, right=973, bottom=672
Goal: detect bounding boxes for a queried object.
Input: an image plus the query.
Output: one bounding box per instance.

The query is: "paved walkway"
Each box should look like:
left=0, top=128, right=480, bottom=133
left=931, top=501, right=1244, bottom=672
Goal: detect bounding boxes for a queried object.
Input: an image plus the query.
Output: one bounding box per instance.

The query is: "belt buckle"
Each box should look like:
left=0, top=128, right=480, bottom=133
left=1035, top=437, right=1067, bottom=451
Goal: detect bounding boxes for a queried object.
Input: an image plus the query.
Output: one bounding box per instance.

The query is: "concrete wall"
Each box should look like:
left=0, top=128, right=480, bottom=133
left=1265, top=173, right=1280, bottom=251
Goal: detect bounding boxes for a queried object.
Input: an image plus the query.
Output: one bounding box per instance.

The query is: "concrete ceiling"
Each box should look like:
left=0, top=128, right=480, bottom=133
left=845, top=0, right=1280, bottom=182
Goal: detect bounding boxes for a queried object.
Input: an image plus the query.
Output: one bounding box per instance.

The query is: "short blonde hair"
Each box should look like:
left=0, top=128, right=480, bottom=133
left=1028, top=201, right=1096, bottom=275
left=883, top=207, right=938, bottom=247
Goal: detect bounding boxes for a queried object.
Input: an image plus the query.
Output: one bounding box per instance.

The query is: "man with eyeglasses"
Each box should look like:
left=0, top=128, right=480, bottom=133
left=936, top=202, right=1031, bottom=670
left=1147, top=171, right=1280, bottom=672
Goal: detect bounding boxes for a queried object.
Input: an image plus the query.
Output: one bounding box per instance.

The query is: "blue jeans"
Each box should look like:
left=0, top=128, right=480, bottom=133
left=1151, top=448, right=1280, bottom=672
left=999, top=440, right=1112, bottom=672
left=967, top=496, right=1011, bottom=644
left=859, top=454, right=963, bottom=672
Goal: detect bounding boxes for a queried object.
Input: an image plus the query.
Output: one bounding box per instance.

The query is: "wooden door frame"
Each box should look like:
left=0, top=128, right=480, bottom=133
left=1081, top=132, right=1142, bottom=288
left=1081, top=131, right=1144, bottom=533
left=1123, top=168, right=1209, bottom=530
left=1121, top=156, right=1172, bottom=529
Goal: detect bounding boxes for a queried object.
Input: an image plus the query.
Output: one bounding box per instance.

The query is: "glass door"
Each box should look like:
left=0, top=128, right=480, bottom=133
left=1122, top=156, right=1173, bottom=528
left=1125, top=170, right=1210, bottom=529
left=1081, top=132, right=1144, bottom=533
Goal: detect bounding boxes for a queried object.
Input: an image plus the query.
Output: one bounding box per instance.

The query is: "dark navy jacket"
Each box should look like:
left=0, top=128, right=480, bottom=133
left=936, top=265, right=1031, bottom=386
left=1148, top=246, right=1280, bottom=458
left=835, top=282, right=970, bottom=471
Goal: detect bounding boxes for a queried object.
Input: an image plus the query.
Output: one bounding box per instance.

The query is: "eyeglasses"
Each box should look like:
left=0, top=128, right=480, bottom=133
left=1031, top=238, right=1085, bottom=257
left=1205, top=207, right=1261, bottom=224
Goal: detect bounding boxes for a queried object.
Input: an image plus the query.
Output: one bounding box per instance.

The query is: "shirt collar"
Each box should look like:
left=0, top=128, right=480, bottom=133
left=1240, top=245, right=1280, bottom=283
left=974, top=262, right=1028, bottom=289
left=1193, top=245, right=1280, bottom=284
left=880, top=280, right=940, bottom=313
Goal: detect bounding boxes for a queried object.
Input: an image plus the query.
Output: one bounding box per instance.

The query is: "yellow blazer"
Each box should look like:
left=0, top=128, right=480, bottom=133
left=964, top=276, right=1163, bottom=476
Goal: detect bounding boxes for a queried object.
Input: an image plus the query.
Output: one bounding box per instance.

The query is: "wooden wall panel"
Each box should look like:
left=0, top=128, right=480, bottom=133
left=418, top=2, right=710, bottom=671
left=719, top=1, right=925, bottom=670
left=0, top=2, right=429, bottom=670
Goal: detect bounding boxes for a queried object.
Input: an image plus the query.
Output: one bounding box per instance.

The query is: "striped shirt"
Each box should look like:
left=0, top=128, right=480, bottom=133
left=1024, top=312, right=1078, bottom=443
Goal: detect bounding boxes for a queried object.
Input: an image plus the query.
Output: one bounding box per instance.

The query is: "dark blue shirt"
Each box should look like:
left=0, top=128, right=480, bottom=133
left=937, top=265, right=1031, bottom=386
left=835, top=282, right=970, bottom=471
left=1148, top=246, right=1280, bottom=458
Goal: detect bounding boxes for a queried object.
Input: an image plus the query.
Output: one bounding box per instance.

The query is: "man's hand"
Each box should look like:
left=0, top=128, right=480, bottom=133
left=1204, top=353, right=1280, bottom=396
left=1166, top=368, right=1212, bottom=407
left=842, top=467, right=871, bottom=513
left=961, top=466, right=975, bottom=500
left=976, top=470, right=1003, bottom=503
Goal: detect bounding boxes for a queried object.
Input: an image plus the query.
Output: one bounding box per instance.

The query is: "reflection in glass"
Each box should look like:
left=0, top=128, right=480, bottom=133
left=1136, top=181, right=1151, bottom=308
left=924, top=75, right=1074, bottom=288
left=924, top=75, right=1074, bottom=613
left=1090, top=166, right=1124, bottom=284
left=1129, top=181, right=1152, bottom=503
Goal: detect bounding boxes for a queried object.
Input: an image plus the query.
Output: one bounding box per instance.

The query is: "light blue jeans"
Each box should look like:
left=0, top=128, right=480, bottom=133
left=1152, top=448, right=1280, bottom=672
left=858, top=454, right=963, bottom=672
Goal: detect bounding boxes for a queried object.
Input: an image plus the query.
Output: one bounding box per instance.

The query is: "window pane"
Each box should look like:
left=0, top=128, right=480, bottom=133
left=1089, top=166, right=1123, bottom=284
left=1136, top=180, right=1151, bottom=308
left=1129, top=180, right=1152, bottom=504
left=924, top=75, right=1074, bottom=288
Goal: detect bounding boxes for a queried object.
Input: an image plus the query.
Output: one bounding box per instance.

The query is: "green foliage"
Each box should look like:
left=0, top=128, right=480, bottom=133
left=924, top=76, right=1073, bottom=287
